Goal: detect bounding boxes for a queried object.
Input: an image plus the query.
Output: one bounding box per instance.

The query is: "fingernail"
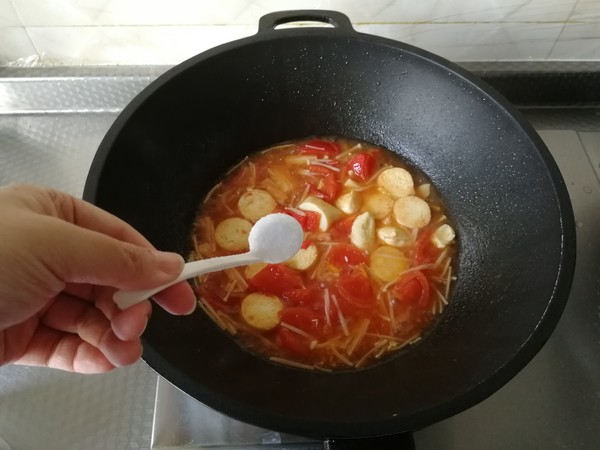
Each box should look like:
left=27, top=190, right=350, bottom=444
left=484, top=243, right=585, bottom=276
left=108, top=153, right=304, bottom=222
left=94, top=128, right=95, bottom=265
left=155, top=251, right=184, bottom=275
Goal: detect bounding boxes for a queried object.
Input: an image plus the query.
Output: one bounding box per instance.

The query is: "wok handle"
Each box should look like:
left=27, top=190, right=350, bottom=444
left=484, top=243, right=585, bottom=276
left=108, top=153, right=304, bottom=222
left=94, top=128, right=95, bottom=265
left=324, top=433, right=415, bottom=450
left=258, top=10, right=355, bottom=34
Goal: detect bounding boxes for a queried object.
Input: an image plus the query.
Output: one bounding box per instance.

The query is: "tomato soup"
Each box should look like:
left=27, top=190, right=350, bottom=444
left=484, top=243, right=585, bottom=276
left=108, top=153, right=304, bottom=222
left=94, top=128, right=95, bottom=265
left=191, top=138, right=456, bottom=370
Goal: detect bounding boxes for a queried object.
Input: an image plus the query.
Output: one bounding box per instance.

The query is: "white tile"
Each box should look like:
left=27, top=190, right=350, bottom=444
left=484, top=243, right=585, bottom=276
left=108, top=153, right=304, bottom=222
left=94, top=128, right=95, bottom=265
left=0, top=26, right=38, bottom=65
left=27, top=25, right=254, bottom=65
left=570, top=0, right=600, bottom=22
left=549, top=23, right=600, bottom=59
left=0, top=0, right=21, bottom=26
left=332, top=0, right=578, bottom=23
left=357, top=23, right=564, bottom=61
left=12, top=0, right=112, bottom=26
left=12, top=0, right=334, bottom=26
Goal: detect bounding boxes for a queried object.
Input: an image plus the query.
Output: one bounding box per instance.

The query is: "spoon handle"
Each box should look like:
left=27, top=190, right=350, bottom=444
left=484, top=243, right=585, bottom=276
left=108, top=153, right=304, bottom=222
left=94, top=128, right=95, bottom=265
left=113, top=252, right=261, bottom=310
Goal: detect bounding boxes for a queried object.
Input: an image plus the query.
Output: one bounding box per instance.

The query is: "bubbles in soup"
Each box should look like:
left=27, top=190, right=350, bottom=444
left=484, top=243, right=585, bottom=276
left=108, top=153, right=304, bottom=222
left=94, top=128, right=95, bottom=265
left=191, top=138, right=456, bottom=371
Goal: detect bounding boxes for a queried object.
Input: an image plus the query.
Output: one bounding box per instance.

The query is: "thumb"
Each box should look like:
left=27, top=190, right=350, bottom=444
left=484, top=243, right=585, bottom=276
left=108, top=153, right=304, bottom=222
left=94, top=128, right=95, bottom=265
left=42, top=218, right=184, bottom=290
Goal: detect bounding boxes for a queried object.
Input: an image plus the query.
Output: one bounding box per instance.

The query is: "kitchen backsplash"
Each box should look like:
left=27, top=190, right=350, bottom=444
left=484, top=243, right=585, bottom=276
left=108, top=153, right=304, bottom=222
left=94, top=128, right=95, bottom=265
left=0, top=0, right=598, bottom=65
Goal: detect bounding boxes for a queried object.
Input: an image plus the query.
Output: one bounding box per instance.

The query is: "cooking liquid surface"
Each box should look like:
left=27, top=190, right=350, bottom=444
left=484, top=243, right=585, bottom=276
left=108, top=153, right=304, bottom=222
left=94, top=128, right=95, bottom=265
left=191, top=137, right=455, bottom=370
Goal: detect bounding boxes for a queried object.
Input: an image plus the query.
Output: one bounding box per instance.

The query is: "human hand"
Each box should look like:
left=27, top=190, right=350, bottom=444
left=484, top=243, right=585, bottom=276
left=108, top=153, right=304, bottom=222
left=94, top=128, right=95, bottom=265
left=0, top=184, right=196, bottom=373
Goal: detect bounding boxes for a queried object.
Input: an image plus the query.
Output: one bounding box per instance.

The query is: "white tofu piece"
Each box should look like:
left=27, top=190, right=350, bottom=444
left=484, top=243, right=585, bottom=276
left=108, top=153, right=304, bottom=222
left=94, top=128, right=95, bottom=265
left=370, top=246, right=409, bottom=282
left=431, top=224, right=456, bottom=248
left=214, top=217, right=252, bottom=251
left=363, top=192, right=394, bottom=220
left=377, top=226, right=411, bottom=247
left=285, top=244, right=319, bottom=271
left=350, top=211, right=375, bottom=250
left=393, top=196, right=431, bottom=229
left=415, top=183, right=431, bottom=199
left=377, top=168, right=414, bottom=198
left=298, top=196, right=343, bottom=231
left=344, top=179, right=361, bottom=189
left=238, top=188, right=277, bottom=222
left=335, top=190, right=362, bottom=215
left=241, top=293, right=283, bottom=331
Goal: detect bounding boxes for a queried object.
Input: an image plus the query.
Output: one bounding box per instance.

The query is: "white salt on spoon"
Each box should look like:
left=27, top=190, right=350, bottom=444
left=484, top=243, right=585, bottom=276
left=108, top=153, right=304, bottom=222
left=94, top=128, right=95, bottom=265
left=113, top=213, right=304, bottom=310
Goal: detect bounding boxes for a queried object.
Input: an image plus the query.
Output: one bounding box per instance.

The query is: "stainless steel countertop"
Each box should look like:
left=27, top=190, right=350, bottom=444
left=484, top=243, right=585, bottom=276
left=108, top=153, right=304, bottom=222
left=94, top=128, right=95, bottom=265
left=0, top=68, right=599, bottom=450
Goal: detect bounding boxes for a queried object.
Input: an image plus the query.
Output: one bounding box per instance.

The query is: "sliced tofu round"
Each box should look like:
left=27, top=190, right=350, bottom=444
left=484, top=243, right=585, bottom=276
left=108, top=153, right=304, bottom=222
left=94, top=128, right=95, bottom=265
left=350, top=211, right=375, bottom=250
left=285, top=243, right=319, bottom=271
left=237, top=188, right=277, bottom=222
left=335, top=190, right=362, bottom=215
left=298, top=196, right=343, bottom=231
left=393, top=196, right=431, bottom=229
left=241, top=293, right=283, bottom=331
left=377, top=226, right=411, bottom=247
left=370, top=246, right=410, bottom=282
left=363, top=192, right=394, bottom=220
left=431, top=223, right=456, bottom=248
left=214, top=217, right=252, bottom=252
left=377, top=167, right=414, bottom=198
left=244, top=262, right=268, bottom=279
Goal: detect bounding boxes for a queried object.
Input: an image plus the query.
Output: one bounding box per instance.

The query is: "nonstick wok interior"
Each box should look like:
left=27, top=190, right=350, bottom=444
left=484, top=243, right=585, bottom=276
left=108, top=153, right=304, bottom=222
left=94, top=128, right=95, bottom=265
left=84, top=16, right=575, bottom=439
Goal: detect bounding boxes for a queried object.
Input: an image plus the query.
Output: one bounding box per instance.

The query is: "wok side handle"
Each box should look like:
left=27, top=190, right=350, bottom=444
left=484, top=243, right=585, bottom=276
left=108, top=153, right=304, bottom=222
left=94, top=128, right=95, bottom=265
left=258, top=10, right=355, bottom=34
left=324, top=433, right=415, bottom=450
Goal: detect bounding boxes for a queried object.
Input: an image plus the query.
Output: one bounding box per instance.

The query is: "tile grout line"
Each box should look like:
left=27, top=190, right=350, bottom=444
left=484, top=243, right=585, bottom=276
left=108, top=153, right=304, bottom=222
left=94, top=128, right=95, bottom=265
left=547, top=0, right=582, bottom=58
left=7, top=0, right=43, bottom=63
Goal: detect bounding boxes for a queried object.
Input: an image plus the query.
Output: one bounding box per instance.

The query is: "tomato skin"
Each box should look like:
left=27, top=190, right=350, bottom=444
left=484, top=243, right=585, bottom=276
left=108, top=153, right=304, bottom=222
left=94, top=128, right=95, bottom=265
left=335, top=268, right=377, bottom=313
left=247, top=264, right=303, bottom=296
left=307, top=165, right=340, bottom=201
left=304, top=211, right=321, bottom=231
left=346, top=152, right=376, bottom=181
left=298, top=139, right=340, bottom=158
left=282, top=287, right=319, bottom=307
left=392, top=270, right=431, bottom=309
left=320, top=172, right=340, bottom=201
left=281, top=208, right=321, bottom=232
left=278, top=328, right=311, bottom=355
left=327, top=244, right=368, bottom=267
left=330, top=216, right=355, bottom=240
left=277, top=306, right=324, bottom=355
left=414, top=229, right=442, bottom=265
left=280, top=307, right=323, bottom=336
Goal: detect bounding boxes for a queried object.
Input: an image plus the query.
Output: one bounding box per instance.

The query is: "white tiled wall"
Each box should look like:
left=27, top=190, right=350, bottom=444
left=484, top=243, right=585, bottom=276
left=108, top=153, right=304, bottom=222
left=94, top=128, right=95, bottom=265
left=0, top=0, right=599, bottom=66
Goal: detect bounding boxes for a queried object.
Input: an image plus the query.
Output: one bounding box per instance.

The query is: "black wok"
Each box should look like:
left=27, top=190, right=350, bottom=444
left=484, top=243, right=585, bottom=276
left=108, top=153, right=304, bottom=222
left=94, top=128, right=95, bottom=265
left=83, top=10, right=575, bottom=444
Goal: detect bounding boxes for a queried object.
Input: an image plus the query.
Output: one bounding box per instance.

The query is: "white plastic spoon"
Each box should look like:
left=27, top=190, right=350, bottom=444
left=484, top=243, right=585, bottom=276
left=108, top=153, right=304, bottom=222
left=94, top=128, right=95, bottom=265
left=113, top=213, right=304, bottom=310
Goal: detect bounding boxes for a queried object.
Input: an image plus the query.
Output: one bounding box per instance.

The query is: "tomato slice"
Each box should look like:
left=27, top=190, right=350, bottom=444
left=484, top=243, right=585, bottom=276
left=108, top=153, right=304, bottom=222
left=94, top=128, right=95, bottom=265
left=330, top=216, right=355, bottom=240
left=414, top=229, right=442, bottom=265
left=392, top=270, right=431, bottom=309
left=277, top=306, right=324, bottom=355
left=307, top=165, right=340, bottom=201
left=346, top=152, right=377, bottom=181
left=298, top=139, right=340, bottom=158
left=280, top=307, right=323, bottom=336
left=247, top=264, right=303, bottom=296
left=335, top=268, right=376, bottom=312
left=281, top=208, right=321, bottom=232
left=282, top=287, right=320, bottom=307
left=303, top=211, right=321, bottom=231
left=278, top=328, right=311, bottom=355
left=328, top=243, right=368, bottom=267
left=320, top=172, right=341, bottom=201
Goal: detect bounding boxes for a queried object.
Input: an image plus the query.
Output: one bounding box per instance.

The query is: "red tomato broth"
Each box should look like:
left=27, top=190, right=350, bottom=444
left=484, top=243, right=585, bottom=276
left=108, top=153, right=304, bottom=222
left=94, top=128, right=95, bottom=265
left=191, top=137, right=456, bottom=370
